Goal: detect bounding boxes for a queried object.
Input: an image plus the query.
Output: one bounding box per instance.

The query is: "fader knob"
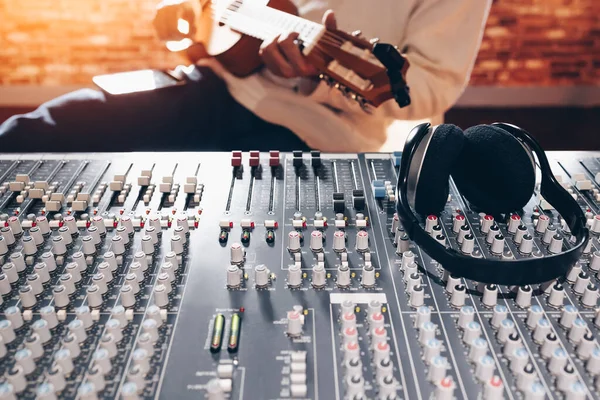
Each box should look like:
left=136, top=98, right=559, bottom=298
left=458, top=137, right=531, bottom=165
left=227, top=265, right=242, bottom=289
left=171, top=235, right=184, bottom=255
left=7, top=217, right=22, bottom=236
left=35, top=216, right=50, bottom=235
left=254, top=264, right=270, bottom=288
left=153, top=284, right=169, bottom=308
left=5, top=307, right=23, bottom=329
left=486, top=225, right=499, bottom=244
left=361, top=264, right=375, bottom=288
left=450, top=284, right=466, bottom=308
left=476, top=355, right=495, bottom=382
left=230, top=243, right=244, bottom=265
left=0, top=237, right=7, bottom=256
left=145, top=226, right=159, bottom=245
left=111, top=235, right=125, bottom=255
left=568, top=318, right=587, bottom=344
left=344, top=374, right=365, bottom=398
left=356, top=231, right=369, bottom=252
left=587, top=348, right=600, bottom=375
left=515, top=285, right=532, bottom=308
left=77, top=382, right=98, bottom=400
left=519, top=234, right=533, bottom=255
left=9, top=253, right=25, bottom=273
left=461, top=234, right=475, bottom=254
left=41, top=252, right=57, bottom=273
left=483, top=376, right=504, bottom=400
left=574, top=272, right=590, bottom=295
left=491, top=305, right=508, bottom=328
left=513, top=224, right=527, bottom=245
left=419, top=322, right=437, bottom=344
left=497, top=319, right=515, bottom=343
left=427, top=357, right=448, bottom=382
left=463, top=321, right=482, bottom=344
left=309, top=231, right=323, bottom=252
left=87, top=365, right=106, bottom=392
left=206, top=378, right=226, bottom=400
left=58, top=226, right=72, bottom=245
left=5, top=366, right=26, bottom=394
left=14, top=348, right=35, bottom=375
left=19, top=285, right=36, bottom=308
left=542, top=225, right=557, bottom=244
left=287, top=309, right=304, bottom=337
left=582, top=284, right=599, bottom=309
left=415, top=306, right=431, bottom=328
left=548, top=347, right=568, bottom=375
left=453, top=214, right=466, bottom=233
left=458, top=306, right=475, bottom=329
left=332, top=231, right=345, bottom=252
left=40, top=306, right=58, bottom=329
left=45, top=365, right=66, bottom=393
left=590, top=251, right=600, bottom=272
left=312, top=263, right=326, bottom=288
left=481, top=215, right=494, bottom=233
left=336, top=263, right=350, bottom=288
left=482, top=284, right=498, bottom=308
left=62, top=333, right=81, bottom=358
left=576, top=332, right=595, bottom=360
left=22, top=236, right=36, bottom=256
left=424, top=338, right=442, bottom=363
left=560, top=305, right=578, bottom=328
left=548, top=283, right=565, bottom=308
left=288, top=231, right=301, bottom=252
left=457, top=225, right=470, bottom=244
left=536, top=215, right=550, bottom=233
left=533, top=318, right=551, bottom=344
left=32, top=319, right=51, bottom=343
left=35, top=383, right=56, bottom=400
left=434, top=377, right=456, bottom=400
left=469, top=338, right=488, bottom=363
left=54, top=349, right=74, bottom=375
left=287, top=263, right=302, bottom=288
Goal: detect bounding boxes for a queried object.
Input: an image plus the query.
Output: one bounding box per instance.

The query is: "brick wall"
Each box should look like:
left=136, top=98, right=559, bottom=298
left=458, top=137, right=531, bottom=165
left=0, top=0, right=598, bottom=86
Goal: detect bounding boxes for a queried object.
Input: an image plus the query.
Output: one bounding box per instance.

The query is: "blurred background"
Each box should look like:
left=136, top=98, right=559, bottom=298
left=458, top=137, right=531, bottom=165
left=0, top=0, right=598, bottom=150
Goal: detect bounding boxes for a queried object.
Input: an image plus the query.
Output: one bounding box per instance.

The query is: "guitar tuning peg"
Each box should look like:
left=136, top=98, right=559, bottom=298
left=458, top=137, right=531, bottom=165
left=352, top=30, right=363, bottom=37
left=369, top=38, right=380, bottom=45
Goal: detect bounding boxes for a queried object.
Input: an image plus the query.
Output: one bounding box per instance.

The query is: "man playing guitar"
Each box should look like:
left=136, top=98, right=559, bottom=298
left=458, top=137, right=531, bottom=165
left=0, top=0, right=491, bottom=152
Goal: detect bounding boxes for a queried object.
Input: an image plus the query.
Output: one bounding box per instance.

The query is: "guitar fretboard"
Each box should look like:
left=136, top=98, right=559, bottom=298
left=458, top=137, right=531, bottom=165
left=217, top=0, right=326, bottom=54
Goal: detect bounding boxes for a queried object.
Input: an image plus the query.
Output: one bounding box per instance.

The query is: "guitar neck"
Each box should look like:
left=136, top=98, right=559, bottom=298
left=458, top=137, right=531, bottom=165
left=218, top=0, right=326, bottom=54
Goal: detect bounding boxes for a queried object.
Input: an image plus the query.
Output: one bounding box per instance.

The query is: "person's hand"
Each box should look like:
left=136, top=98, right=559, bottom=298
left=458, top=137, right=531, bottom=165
left=153, top=0, right=196, bottom=41
left=259, top=10, right=337, bottom=78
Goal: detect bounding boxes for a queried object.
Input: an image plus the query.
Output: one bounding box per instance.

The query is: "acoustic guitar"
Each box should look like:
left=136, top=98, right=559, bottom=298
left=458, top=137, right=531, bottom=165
left=167, top=0, right=411, bottom=109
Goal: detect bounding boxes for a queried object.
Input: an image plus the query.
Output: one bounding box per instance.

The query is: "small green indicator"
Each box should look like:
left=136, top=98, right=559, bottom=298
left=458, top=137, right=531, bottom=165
left=227, top=313, right=242, bottom=353
left=210, top=314, right=225, bottom=353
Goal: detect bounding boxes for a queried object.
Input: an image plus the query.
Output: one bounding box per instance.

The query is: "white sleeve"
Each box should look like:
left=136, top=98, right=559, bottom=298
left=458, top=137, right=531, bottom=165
left=380, top=0, right=492, bottom=120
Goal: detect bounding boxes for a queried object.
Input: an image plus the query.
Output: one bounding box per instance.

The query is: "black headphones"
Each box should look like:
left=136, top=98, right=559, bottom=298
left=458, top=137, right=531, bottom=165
left=395, top=122, right=589, bottom=285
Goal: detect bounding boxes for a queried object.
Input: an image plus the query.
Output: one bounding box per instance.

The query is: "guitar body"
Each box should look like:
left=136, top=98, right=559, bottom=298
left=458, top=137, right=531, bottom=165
left=185, top=0, right=299, bottom=77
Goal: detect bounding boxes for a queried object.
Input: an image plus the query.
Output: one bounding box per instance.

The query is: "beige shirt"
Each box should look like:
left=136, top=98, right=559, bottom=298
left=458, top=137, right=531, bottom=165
left=203, top=0, right=491, bottom=152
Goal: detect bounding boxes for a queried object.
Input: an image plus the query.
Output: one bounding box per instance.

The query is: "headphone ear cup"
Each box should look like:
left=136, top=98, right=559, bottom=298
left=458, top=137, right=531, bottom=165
left=451, top=124, right=536, bottom=213
left=415, top=124, right=465, bottom=215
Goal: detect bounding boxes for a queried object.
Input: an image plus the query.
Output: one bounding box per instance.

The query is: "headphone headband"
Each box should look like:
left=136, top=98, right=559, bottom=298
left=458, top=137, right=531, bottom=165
left=396, top=123, right=589, bottom=285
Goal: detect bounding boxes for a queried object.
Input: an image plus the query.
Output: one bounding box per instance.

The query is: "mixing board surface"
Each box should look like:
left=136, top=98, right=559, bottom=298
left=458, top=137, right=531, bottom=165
left=0, top=151, right=599, bottom=399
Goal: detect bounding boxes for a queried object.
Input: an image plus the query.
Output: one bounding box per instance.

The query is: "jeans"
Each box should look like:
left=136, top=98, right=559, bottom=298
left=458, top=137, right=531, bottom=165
left=0, top=66, right=310, bottom=153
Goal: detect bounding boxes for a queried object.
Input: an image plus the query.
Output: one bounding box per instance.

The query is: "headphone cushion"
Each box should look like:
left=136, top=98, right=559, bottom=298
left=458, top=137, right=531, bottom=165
left=415, top=124, right=464, bottom=215
left=451, top=124, right=536, bottom=213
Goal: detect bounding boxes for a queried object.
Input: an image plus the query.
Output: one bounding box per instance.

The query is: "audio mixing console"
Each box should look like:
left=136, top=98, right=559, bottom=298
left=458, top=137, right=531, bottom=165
left=0, top=151, right=599, bottom=399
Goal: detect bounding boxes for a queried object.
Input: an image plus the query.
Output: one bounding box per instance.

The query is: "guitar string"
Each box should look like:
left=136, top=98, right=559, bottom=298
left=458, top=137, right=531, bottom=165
left=209, top=1, right=348, bottom=46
